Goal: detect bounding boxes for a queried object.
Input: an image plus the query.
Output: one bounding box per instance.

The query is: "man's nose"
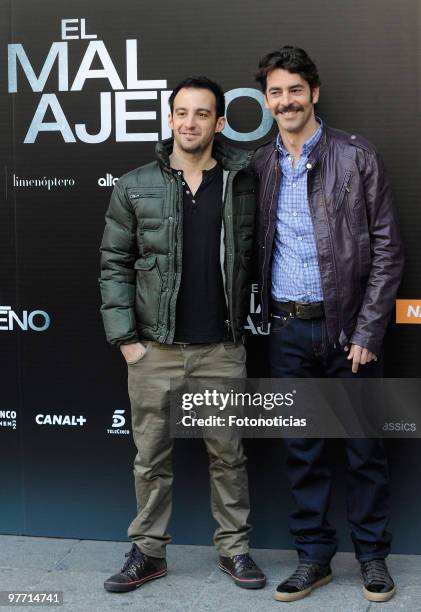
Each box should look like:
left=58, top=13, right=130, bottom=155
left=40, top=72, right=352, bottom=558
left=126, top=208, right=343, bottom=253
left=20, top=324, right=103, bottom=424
left=184, top=113, right=196, bottom=128
left=281, top=91, right=292, bottom=107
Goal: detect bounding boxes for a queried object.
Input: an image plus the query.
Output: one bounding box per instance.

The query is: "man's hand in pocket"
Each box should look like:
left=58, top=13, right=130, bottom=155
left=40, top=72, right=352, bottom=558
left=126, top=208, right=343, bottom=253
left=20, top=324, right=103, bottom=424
left=120, top=342, right=146, bottom=364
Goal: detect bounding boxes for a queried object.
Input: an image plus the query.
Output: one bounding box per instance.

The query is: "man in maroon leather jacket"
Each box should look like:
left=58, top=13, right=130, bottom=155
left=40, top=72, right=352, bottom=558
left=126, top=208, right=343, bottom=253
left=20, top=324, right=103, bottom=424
left=254, top=89, right=403, bottom=362
left=253, top=46, right=404, bottom=603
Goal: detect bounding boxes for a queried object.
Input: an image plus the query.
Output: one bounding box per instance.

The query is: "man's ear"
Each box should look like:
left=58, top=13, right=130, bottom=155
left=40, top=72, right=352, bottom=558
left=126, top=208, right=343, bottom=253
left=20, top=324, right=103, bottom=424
left=215, top=116, right=225, bottom=134
left=311, top=87, right=320, bottom=104
left=168, top=112, right=174, bottom=131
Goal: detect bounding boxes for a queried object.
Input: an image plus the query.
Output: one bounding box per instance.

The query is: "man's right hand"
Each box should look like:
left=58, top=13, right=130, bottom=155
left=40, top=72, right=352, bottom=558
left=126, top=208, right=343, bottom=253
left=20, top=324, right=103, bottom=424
left=120, top=342, right=146, bottom=364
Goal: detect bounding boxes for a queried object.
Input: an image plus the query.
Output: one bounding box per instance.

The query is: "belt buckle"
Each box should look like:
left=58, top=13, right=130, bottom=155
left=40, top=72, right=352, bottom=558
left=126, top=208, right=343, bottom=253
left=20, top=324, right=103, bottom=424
left=295, top=303, right=305, bottom=318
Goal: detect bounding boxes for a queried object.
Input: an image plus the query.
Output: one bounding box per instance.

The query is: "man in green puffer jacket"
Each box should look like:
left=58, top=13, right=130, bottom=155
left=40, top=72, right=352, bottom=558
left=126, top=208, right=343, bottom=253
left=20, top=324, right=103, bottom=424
left=100, top=76, right=265, bottom=593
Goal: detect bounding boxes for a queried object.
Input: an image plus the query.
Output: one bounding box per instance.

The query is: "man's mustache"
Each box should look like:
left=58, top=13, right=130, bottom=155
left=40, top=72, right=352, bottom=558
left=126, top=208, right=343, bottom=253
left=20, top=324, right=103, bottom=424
left=277, top=104, right=304, bottom=114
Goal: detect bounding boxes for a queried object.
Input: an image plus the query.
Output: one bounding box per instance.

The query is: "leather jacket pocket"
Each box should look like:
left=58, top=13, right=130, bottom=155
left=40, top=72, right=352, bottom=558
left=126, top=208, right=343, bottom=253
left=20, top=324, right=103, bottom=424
left=335, top=170, right=352, bottom=211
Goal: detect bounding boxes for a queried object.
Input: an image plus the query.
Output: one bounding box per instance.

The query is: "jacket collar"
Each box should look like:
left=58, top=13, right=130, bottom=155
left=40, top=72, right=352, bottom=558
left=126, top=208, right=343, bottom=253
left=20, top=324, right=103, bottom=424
left=276, top=118, right=324, bottom=158
left=306, top=123, right=329, bottom=168
left=258, top=122, right=330, bottom=170
left=155, top=135, right=254, bottom=173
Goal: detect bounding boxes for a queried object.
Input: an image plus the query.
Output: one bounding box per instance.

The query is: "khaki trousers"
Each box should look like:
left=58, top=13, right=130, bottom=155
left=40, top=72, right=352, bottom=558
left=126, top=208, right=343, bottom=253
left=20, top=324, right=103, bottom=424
left=127, top=340, right=251, bottom=558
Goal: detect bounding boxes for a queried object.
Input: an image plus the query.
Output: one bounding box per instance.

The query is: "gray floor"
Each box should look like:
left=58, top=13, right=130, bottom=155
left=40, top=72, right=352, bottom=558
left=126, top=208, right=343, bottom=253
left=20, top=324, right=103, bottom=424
left=0, top=535, right=420, bottom=612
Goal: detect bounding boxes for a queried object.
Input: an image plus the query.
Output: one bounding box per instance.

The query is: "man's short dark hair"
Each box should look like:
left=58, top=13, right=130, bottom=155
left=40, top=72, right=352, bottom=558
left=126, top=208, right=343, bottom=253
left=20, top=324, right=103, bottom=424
left=168, top=76, right=225, bottom=119
left=255, top=46, right=321, bottom=93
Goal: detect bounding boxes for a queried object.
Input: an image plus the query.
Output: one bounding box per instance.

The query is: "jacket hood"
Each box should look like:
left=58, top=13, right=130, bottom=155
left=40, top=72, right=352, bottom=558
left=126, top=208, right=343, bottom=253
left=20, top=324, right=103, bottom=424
left=155, top=135, right=254, bottom=172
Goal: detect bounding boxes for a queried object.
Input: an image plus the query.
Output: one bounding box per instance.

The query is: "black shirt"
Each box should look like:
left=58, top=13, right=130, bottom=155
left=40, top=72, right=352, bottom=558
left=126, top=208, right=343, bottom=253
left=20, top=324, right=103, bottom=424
left=173, top=163, right=228, bottom=343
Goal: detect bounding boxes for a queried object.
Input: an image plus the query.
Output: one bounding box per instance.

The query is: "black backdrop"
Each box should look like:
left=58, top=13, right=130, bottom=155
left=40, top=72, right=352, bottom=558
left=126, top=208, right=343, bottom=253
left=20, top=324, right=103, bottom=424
left=1, top=0, right=420, bottom=553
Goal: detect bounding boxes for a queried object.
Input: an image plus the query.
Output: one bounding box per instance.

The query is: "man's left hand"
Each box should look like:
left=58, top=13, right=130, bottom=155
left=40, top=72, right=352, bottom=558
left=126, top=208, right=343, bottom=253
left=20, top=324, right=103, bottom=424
left=345, top=344, right=377, bottom=374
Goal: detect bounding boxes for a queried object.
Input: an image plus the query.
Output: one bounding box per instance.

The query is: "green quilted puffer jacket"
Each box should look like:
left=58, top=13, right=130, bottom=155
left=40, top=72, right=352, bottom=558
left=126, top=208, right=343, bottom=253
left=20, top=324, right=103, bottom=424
left=99, top=136, right=256, bottom=345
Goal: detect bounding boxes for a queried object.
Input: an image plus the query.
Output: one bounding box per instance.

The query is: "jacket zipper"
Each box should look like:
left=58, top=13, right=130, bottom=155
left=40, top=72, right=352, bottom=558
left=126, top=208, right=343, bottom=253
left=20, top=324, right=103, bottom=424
left=319, top=162, right=342, bottom=335
left=260, top=157, right=279, bottom=329
left=223, top=171, right=236, bottom=342
left=164, top=173, right=183, bottom=343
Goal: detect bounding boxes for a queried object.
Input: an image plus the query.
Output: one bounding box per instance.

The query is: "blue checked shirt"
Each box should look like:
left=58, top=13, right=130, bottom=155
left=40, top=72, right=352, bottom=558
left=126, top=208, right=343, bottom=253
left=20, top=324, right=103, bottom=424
left=272, top=121, right=324, bottom=303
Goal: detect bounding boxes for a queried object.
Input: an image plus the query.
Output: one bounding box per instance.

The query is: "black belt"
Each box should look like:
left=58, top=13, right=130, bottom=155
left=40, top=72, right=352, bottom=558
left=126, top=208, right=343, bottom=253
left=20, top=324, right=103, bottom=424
left=271, top=299, right=324, bottom=320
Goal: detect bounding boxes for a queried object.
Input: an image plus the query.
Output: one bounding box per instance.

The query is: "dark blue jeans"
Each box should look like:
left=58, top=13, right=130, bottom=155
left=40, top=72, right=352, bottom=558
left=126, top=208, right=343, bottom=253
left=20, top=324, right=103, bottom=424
left=269, top=314, right=392, bottom=564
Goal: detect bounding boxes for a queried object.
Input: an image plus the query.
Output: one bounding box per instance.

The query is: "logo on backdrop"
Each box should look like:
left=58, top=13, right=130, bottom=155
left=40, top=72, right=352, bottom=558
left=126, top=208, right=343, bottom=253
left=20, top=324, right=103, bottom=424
left=107, top=409, right=130, bottom=435
left=98, top=173, right=119, bottom=187
left=35, top=414, right=87, bottom=426
left=12, top=174, right=75, bottom=190
left=396, top=300, right=421, bottom=324
left=7, top=18, right=273, bottom=144
left=0, top=306, right=51, bottom=332
left=0, top=411, right=17, bottom=430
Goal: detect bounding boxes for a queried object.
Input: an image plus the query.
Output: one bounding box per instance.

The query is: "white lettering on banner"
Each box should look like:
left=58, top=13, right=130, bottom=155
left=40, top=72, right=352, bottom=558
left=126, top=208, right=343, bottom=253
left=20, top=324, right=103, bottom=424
left=407, top=305, right=421, bottom=318
left=0, top=306, right=51, bottom=332
left=0, top=410, right=17, bottom=429
left=75, top=92, right=112, bottom=143
left=35, top=414, right=87, bottom=426
left=115, top=91, right=158, bottom=141
left=71, top=41, right=124, bottom=90
left=61, top=18, right=97, bottom=40
left=98, top=173, right=119, bottom=187
left=107, top=429, right=130, bottom=435
left=7, top=18, right=273, bottom=143
left=0, top=421, right=17, bottom=429
left=24, top=94, right=76, bottom=143
left=13, top=174, right=75, bottom=189
left=244, top=284, right=270, bottom=335
left=8, top=42, right=69, bottom=92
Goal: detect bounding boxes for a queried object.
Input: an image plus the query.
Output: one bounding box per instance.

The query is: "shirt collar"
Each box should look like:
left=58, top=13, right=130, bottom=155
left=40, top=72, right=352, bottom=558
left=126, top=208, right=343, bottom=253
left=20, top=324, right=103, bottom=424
left=276, top=117, right=323, bottom=158
left=171, top=162, right=221, bottom=177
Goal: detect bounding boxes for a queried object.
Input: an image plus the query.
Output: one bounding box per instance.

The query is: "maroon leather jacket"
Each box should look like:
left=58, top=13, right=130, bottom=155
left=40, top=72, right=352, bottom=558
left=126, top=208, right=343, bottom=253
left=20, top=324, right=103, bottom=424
left=253, top=124, right=404, bottom=354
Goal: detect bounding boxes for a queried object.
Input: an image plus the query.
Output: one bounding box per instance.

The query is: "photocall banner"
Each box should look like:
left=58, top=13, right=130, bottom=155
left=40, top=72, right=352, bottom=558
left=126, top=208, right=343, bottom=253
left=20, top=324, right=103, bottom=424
left=1, top=0, right=420, bottom=554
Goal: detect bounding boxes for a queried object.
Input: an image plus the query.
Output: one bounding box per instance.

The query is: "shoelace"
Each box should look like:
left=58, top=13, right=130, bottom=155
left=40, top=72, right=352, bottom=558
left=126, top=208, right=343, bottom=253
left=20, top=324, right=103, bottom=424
left=361, top=560, right=391, bottom=586
left=232, top=554, right=256, bottom=573
left=121, top=544, right=146, bottom=578
left=284, top=563, right=318, bottom=589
